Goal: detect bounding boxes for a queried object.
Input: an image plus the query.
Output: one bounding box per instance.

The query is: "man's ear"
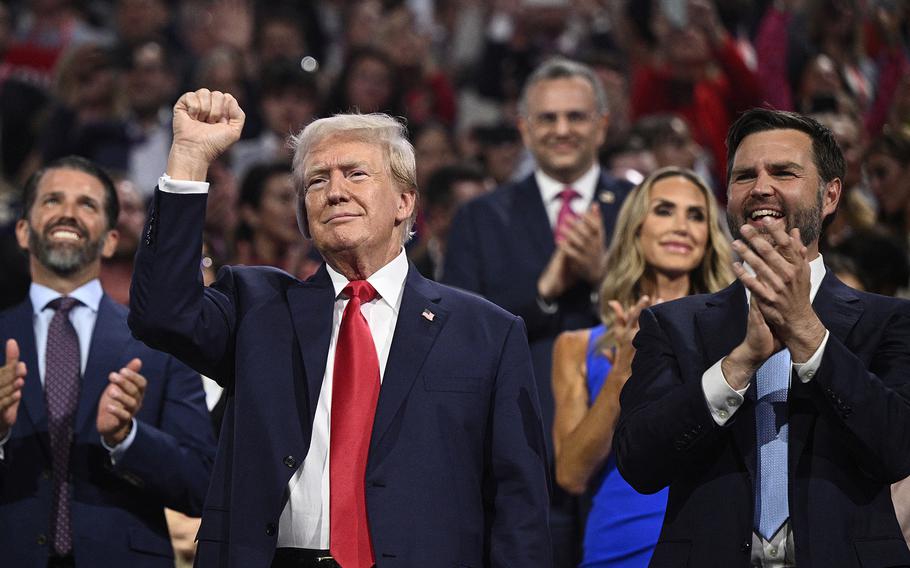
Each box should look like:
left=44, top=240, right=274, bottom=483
left=822, top=178, right=842, bottom=220
left=396, top=189, right=417, bottom=224
left=100, top=229, right=119, bottom=259
left=15, top=219, right=30, bottom=251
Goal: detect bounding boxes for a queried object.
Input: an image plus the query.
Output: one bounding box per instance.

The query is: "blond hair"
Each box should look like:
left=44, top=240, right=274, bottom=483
left=598, top=167, right=732, bottom=348
left=289, top=113, right=418, bottom=244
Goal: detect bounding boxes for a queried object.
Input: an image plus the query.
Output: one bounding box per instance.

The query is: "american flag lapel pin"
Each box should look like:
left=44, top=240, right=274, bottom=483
left=421, top=308, right=435, bottom=322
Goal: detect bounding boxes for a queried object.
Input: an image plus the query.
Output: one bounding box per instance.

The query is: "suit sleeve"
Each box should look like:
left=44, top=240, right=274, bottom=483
left=613, top=308, right=724, bottom=494
left=803, top=303, right=910, bottom=483
left=111, top=354, right=216, bottom=516
left=485, top=317, right=553, bottom=567
left=129, top=190, right=238, bottom=384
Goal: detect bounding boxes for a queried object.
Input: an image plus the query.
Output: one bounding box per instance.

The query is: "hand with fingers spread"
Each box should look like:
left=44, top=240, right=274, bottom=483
left=0, top=339, right=26, bottom=439
left=97, top=358, right=147, bottom=446
left=167, top=88, right=246, bottom=182
left=607, top=295, right=654, bottom=378
left=731, top=219, right=826, bottom=363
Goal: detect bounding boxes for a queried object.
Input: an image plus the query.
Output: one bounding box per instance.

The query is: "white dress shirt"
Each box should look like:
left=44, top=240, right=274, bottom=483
left=535, top=164, right=600, bottom=229
left=277, top=249, right=409, bottom=548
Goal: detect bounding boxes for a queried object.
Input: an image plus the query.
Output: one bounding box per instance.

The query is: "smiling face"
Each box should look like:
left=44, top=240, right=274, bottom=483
left=639, top=175, right=709, bottom=278
left=16, top=167, right=118, bottom=281
left=519, top=76, right=607, bottom=184
left=302, top=137, right=415, bottom=273
left=726, top=129, right=840, bottom=257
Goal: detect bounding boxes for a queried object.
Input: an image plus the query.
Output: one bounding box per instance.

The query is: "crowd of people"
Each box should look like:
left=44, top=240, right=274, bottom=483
left=0, top=0, right=909, bottom=567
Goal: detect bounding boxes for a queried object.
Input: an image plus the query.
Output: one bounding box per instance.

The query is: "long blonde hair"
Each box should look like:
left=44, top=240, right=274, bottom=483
left=598, top=167, right=732, bottom=347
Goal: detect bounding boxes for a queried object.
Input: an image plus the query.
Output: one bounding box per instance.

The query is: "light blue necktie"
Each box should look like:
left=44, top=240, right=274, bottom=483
left=754, top=348, right=791, bottom=540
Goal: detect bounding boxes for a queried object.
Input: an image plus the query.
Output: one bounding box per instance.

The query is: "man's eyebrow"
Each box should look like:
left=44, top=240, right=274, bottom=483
left=767, top=161, right=805, bottom=172
left=304, top=160, right=371, bottom=179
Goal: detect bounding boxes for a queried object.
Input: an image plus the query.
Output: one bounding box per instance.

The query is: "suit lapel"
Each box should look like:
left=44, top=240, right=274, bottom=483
left=512, top=177, right=555, bottom=264
left=76, top=296, right=131, bottom=436
left=287, top=265, right=336, bottom=425
left=8, top=301, right=47, bottom=442
left=788, top=271, right=861, bottom=476
left=695, top=282, right=757, bottom=477
left=369, top=266, right=447, bottom=457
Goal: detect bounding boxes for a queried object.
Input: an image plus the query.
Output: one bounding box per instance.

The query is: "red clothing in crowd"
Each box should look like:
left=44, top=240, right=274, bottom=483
left=631, top=37, right=762, bottom=197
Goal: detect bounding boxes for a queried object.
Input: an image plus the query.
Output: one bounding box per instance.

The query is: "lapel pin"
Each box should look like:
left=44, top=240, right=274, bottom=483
left=599, top=191, right=616, bottom=204
left=421, top=309, right=435, bottom=322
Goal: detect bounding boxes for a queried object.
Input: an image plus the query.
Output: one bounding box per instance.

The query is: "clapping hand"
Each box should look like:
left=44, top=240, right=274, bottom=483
left=0, top=339, right=26, bottom=439
left=97, top=358, right=147, bottom=446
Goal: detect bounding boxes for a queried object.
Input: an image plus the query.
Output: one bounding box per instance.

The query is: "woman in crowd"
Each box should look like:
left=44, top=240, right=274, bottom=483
left=552, top=167, right=732, bottom=567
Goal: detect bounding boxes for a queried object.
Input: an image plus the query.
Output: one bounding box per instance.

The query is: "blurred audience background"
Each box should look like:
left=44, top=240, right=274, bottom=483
left=0, top=0, right=908, bottom=563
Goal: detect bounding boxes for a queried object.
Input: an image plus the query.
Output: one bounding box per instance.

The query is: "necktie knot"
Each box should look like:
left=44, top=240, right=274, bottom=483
left=48, top=297, right=79, bottom=315
left=344, top=280, right=378, bottom=305
left=558, top=187, right=579, bottom=204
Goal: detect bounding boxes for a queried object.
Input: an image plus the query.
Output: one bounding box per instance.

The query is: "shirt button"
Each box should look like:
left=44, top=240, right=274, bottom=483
left=717, top=410, right=729, bottom=420
left=727, top=397, right=740, bottom=407
left=805, top=370, right=815, bottom=379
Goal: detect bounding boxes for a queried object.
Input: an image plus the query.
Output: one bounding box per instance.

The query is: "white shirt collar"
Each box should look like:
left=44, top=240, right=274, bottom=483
left=30, top=279, right=103, bottom=315
left=743, top=254, right=826, bottom=304
left=326, top=249, right=409, bottom=312
left=535, top=163, right=600, bottom=205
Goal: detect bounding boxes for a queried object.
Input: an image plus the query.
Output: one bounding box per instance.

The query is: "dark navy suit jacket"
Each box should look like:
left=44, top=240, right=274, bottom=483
left=0, top=294, right=215, bottom=567
left=128, top=190, right=552, bottom=568
left=443, top=171, right=633, bottom=455
left=614, top=273, right=910, bottom=567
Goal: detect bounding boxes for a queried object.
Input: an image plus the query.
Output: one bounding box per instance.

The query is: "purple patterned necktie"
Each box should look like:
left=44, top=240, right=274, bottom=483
left=44, top=296, right=81, bottom=556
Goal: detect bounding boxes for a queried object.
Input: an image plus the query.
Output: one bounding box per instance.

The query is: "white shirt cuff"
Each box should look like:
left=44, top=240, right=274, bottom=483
left=793, top=329, right=830, bottom=383
left=101, top=418, right=138, bottom=464
left=158, top=173, right=210, bottom=194
left=0, top=428, right=10, bottom=460
left=703, top=358, right=748, bottom=426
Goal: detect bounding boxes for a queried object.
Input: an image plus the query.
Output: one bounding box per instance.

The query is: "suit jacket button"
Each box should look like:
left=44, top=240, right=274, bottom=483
left=36, top=534, right=47, bottom=545
left=41, top=469, right=51, bottom=480
left=740, top=540, right=751, bottom=552
left=283, top=455, right=297, bottom=468
left=265, top=523, right=277, bottom=536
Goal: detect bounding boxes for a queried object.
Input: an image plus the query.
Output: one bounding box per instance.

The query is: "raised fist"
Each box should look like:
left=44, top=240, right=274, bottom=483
left=167, top=89, right=246, bottom=181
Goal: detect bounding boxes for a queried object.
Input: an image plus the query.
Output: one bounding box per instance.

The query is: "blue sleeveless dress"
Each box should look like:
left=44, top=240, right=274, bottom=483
left=580, top=325, right=669, bottom=568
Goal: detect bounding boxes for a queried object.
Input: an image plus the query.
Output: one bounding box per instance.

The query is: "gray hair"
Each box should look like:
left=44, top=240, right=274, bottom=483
left=289, top=113, right=418, bottom=244
left=518, top=57, right=609, bottom=118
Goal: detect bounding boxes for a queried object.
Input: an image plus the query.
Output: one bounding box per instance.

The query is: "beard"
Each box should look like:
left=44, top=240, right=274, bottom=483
left=29, top=220, right=105, bottom=276
left=726, top=185, right=824, bottom=247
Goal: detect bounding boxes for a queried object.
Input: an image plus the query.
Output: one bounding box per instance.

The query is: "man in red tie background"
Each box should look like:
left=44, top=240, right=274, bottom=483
left=443, top=57, right=633, bottom=567
left=128, top=89, right=552, bottom=567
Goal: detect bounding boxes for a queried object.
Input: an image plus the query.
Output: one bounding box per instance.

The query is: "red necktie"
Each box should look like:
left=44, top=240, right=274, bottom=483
left=554, top=187, right=580, bottom=243
left=330, top=280, right=381, bottom=568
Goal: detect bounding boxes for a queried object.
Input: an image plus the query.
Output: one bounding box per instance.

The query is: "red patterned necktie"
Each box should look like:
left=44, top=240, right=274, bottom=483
left=330, top=280, right=381, bottom=568
left=554, top=187, right=580, bottom=243
left=44, top=296, right=81, bottom=556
